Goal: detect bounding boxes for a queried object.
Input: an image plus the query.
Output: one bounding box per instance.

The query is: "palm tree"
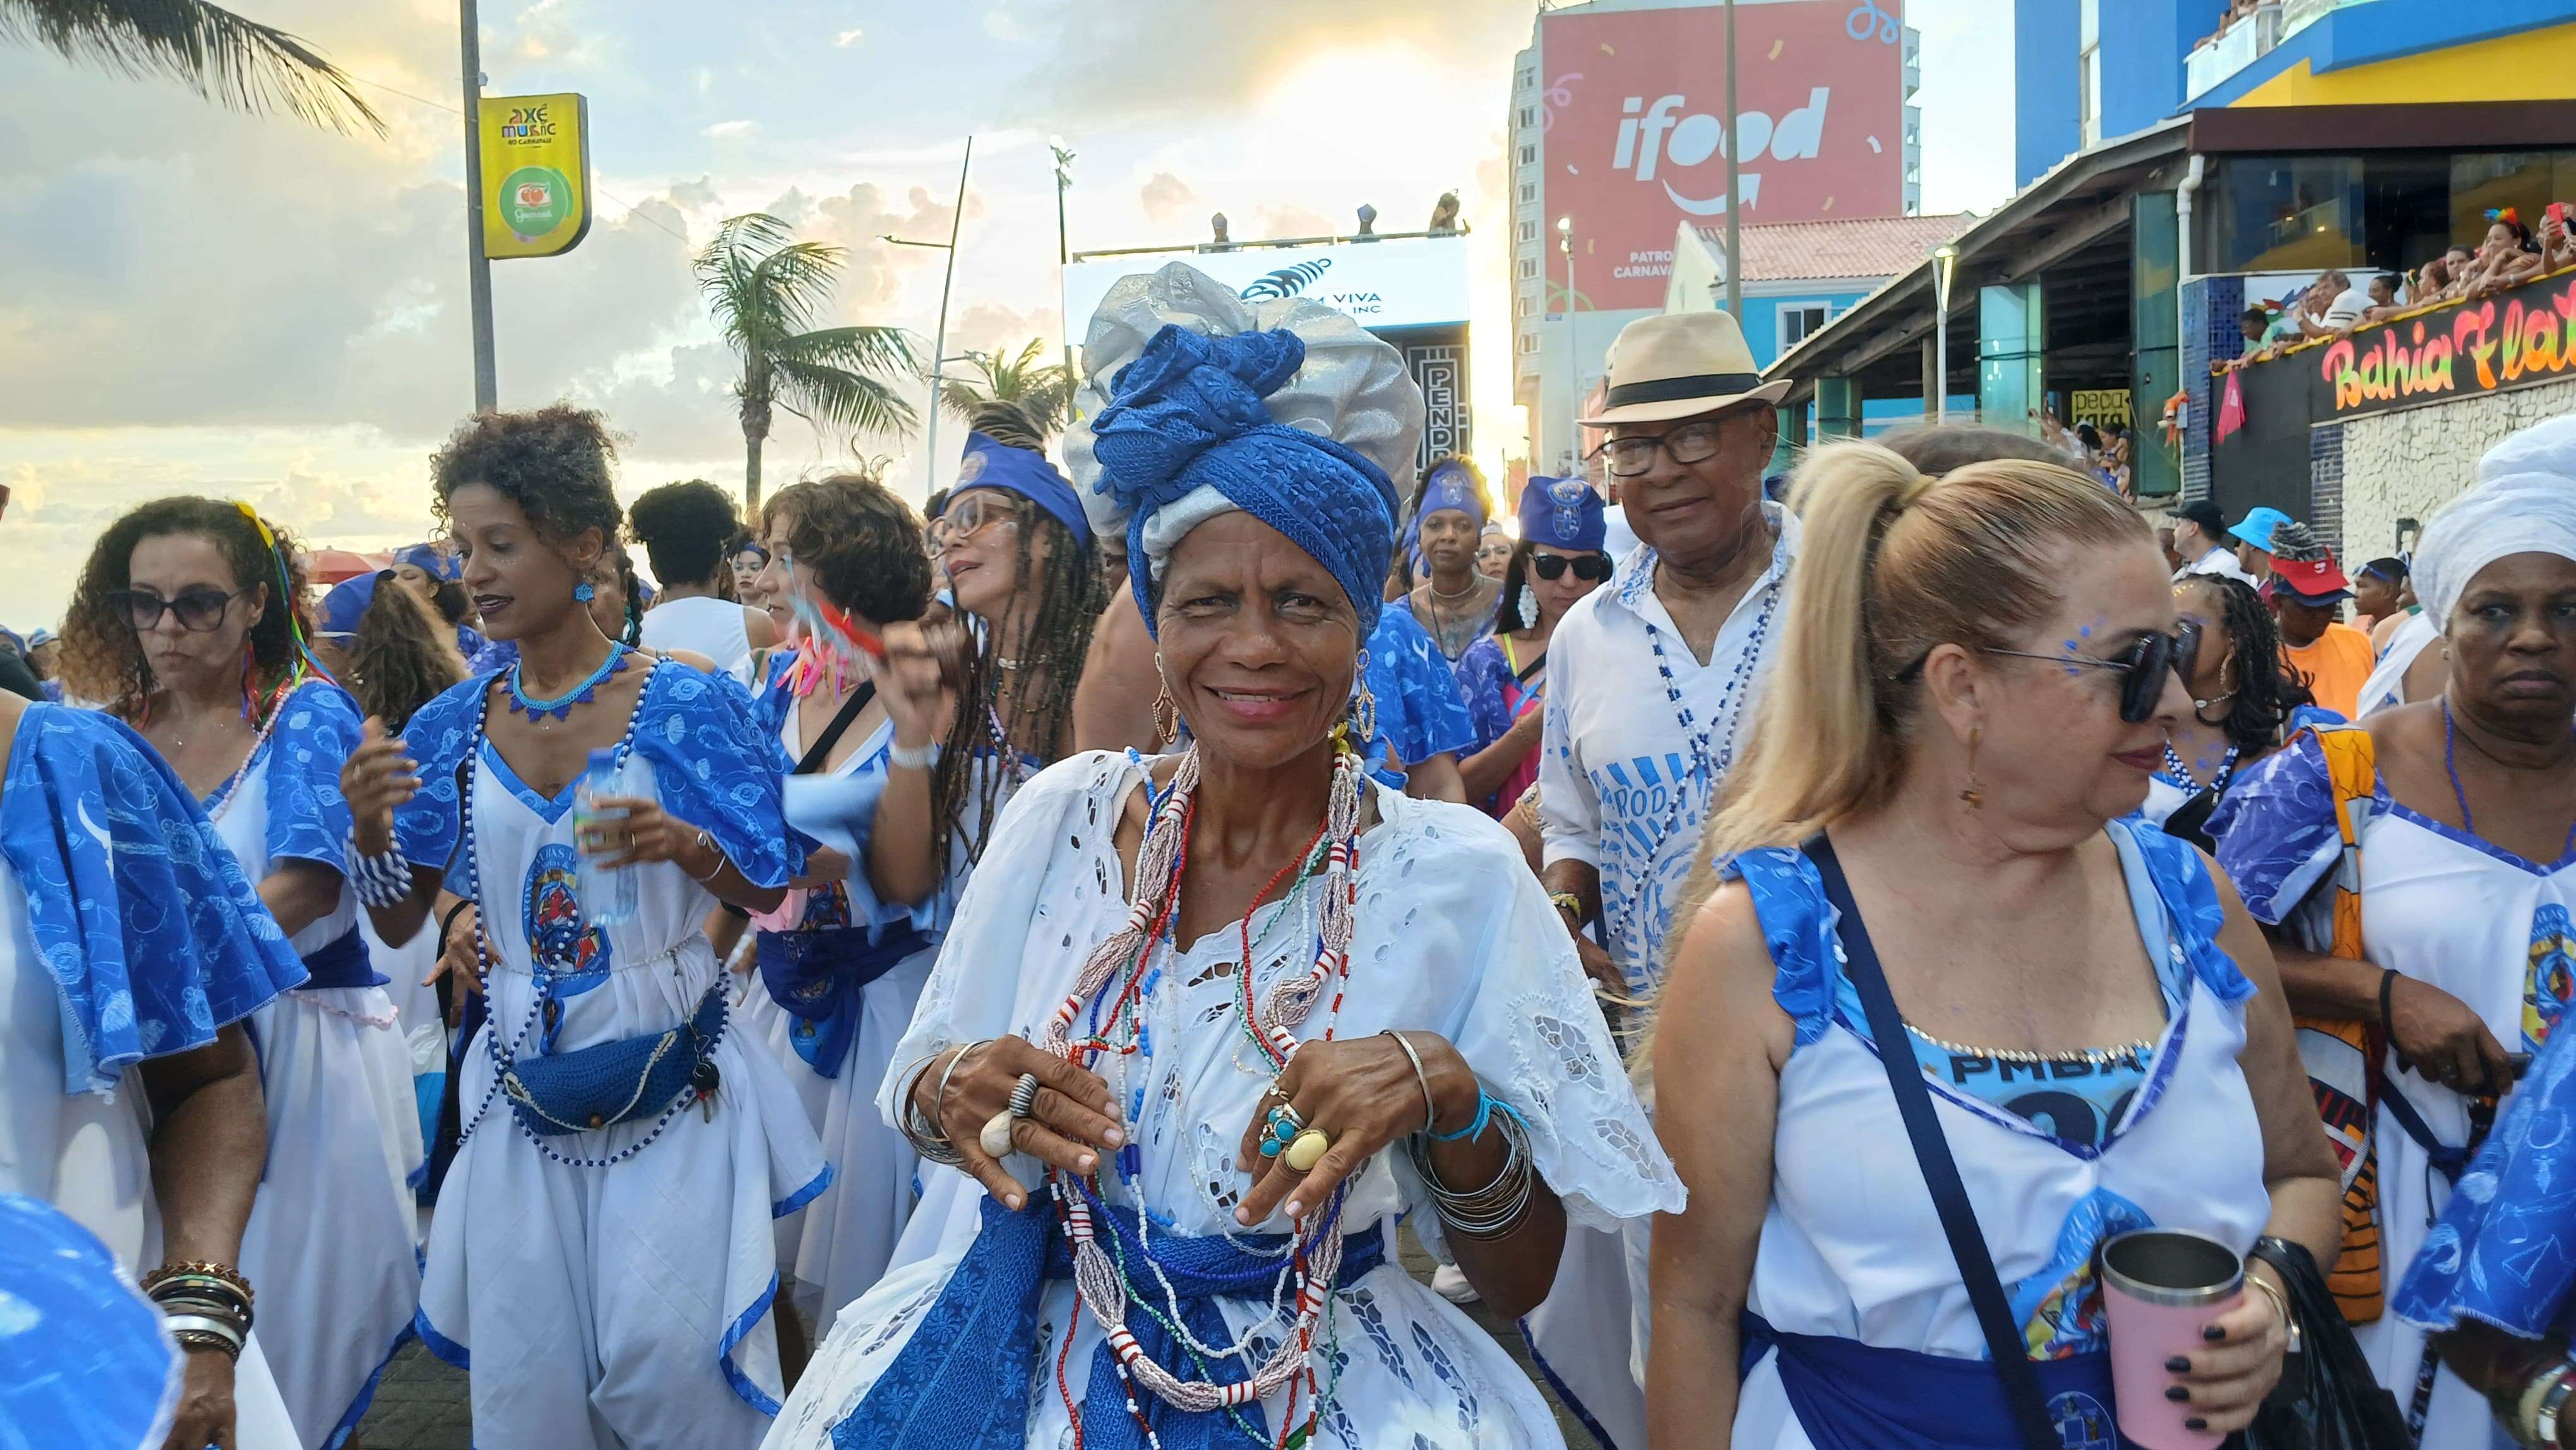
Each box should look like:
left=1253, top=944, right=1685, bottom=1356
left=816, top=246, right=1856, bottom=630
left=696, top=212, right=921, bottom=512
left=3, top=0, right=383, bottom=133
left=939, top=339, right=1073, bottom=436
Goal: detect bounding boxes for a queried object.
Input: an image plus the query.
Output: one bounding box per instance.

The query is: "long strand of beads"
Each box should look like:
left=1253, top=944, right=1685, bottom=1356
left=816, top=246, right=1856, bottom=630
left=198, top=683, right=293, bottom=823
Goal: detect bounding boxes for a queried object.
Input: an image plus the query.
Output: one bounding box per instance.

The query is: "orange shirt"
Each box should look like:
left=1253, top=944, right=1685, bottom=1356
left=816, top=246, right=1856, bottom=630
left=2281, top=621, right=2376, bottom=720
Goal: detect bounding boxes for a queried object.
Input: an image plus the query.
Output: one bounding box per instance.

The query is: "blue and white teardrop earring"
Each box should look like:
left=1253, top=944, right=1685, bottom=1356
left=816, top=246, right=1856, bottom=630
left=573, top=580, right=597, bottom=602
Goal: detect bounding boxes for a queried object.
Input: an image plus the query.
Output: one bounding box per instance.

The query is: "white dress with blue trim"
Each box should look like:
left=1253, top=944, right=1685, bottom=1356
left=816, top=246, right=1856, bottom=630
left=762, top=751, right=1684, bottom=1450
left=205, top=680, right=424, bottom=1449
left=393, top=661, right=827, bottom=1450
left=2212, top=730, right=2576, bottom=1450
left=760, top=683, right=945, bottom=1339
left=0, top=702, right=311, bottom=1448
left=1727, top=822, right=2274, bottom=1450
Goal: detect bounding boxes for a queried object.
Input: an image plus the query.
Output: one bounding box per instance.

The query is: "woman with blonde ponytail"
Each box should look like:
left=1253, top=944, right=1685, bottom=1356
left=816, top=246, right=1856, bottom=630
left=1645, top=438, right=2343, bottom=1449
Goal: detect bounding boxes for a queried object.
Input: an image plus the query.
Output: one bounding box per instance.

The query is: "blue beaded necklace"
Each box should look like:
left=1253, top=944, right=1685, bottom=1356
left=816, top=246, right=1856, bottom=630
left=508, top=640, right=630, bottom=722
left=2443, top=700, right=2576, bottom=860
left=1638, top=560, right=1780, bottom=829
left=2161, top=741, right=2241, bottom=794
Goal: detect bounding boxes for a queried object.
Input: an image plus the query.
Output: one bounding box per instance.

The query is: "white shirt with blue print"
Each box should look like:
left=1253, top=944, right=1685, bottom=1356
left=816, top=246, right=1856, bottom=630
left=1539, top=502, right=1798, bottom=992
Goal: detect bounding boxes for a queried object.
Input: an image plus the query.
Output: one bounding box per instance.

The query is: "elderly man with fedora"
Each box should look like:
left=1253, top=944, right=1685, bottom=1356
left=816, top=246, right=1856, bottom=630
left=1539, top=309, right=1796, bottom=999
left=1522, top=309, right=1796, bottom=1450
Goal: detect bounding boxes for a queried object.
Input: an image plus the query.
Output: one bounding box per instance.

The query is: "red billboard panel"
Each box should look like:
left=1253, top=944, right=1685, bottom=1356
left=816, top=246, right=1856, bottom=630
left=1541, top=0, right=1906, bottom=312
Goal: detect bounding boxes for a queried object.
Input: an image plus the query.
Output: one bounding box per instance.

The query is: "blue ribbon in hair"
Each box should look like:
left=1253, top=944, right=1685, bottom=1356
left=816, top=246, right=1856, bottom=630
left=1088, top=325, right=1398, bottom=636
left=828, top=1191, right=1385, bottom=1450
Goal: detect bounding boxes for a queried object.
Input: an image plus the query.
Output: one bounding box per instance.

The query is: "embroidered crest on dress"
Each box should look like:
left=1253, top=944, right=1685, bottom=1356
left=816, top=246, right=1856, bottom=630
left=523, top=842, right=611, bottom=999
left=2525, top=902, right=2574, bottom=1052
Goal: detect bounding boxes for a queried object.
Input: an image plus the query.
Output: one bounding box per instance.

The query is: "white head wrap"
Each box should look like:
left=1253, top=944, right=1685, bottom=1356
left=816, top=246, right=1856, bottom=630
left=2414, top=468, right=2576, bottom=633
left=2479, top=413, right=2576, bottom=484
left=1064, top=261, right=1423, bottom=578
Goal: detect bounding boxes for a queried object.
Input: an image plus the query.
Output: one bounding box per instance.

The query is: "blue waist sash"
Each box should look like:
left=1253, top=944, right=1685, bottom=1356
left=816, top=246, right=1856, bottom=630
left=1744, top=1315, right=2133, bottom=1450
left=296, top=926, right=385, bottom=990
left=754, top=921, right=929, bottom=1077
left=830, top=1192, right=1388, bottom=1450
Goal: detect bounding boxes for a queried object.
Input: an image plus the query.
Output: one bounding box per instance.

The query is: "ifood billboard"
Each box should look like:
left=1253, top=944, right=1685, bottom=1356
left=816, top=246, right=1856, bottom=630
left=1063, top=236, right=1472, bottom=339
left=1541, top=0, right=1905, bottom=311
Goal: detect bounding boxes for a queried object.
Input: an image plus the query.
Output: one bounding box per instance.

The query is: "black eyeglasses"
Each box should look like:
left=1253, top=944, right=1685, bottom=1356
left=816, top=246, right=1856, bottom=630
left=1592, top=421, right=1726, bottom=478
left=1979, top=620, right=2201, bottom=724
left=107, top=586, right=248, bottom=633
left=1531, top=554, right=1611, bottom=582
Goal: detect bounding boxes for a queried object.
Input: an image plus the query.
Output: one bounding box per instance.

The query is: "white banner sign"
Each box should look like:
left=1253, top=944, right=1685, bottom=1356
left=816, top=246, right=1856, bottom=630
left=1063, top=236, right=1472, bottom=337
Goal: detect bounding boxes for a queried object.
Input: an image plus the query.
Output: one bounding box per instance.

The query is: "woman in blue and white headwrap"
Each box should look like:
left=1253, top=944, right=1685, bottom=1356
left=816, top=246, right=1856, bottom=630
left=1455, top=477, right=1613, bottom=817
left=60, top=498, right=424, bottom=1450
left=1393, top=457, right=1502, bottom=664
left=766, top=263, right=1680, bottom=1450
left=2212, top=453, right=2576, bottom=1449
left=0, top=683, right=309, bottom=1449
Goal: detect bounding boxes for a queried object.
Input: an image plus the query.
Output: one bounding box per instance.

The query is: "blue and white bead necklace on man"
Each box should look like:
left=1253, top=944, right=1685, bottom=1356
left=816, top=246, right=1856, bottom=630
left=1640, top=573, right=1780, bottom=829
left=508, top=640, right=631, bottom=722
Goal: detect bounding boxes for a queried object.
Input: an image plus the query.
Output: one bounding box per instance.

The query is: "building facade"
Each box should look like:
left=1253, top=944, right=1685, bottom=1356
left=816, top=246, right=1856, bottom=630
left=1509, top=0, right=1923, bottom=474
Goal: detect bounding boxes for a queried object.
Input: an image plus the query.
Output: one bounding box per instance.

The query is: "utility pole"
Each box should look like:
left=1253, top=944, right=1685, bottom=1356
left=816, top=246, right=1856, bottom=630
left=458, top=0, right=496, bottom=410
left=1051, top=138, right=1077, bottom=404
left=888, top=138, right=974, bottom=495
left=1723, top=0, right=1742, bottom=322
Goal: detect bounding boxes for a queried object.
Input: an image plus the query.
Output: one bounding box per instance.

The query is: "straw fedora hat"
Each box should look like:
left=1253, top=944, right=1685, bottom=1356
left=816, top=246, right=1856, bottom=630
left=1579, top=311, right=1792, bottom=426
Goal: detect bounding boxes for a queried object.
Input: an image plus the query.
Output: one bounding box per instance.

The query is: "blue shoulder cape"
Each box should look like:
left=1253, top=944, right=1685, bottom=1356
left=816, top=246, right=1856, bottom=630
left=391, top=661, right=803, bottom=894
left=249, top=679, right=365, bottom=872
left=1, top=704, right=307, bottom=1094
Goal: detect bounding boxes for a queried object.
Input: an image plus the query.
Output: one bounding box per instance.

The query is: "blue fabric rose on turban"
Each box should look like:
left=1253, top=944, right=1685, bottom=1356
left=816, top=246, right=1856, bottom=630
left=1090, top=325, right=1398, bottom=637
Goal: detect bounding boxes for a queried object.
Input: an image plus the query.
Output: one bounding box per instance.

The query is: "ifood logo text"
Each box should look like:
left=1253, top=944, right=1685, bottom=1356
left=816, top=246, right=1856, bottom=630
left=1612, top=88, right=1832, bottom=217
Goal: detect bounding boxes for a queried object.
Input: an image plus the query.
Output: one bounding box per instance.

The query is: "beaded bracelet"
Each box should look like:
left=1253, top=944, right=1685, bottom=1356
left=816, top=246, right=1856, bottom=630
left=141, top=1262, right=253, bottom=1305
left=346, top=829, right=413, bottom=910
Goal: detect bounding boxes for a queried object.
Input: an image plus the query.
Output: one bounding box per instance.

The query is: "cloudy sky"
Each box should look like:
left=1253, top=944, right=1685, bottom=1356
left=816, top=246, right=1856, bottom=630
left=0, top=0, right=2015, bottom=626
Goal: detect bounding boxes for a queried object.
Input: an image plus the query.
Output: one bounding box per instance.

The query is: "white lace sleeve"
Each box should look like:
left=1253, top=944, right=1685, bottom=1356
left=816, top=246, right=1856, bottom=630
left=1398, top=812, right=1685, bottom=1255
left=873, top=752, right=1130, bottom=1130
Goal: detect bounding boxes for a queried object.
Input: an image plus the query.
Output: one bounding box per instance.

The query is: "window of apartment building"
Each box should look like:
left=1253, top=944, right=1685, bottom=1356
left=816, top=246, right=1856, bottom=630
left=1518, top=331, right=1541, bottom=354
left=1520, top=107, right=1535, bottom=128
left=1779, top=304, right=1831, bottom=351
left=1519, top=220, right=1537, bottom=243
left=1520, top=145, right=1536, bottom=166
left=2077, top=0, right=2101, bottom=150
left=1519, top=184, right=1535, bottom=204
left=1518, top=258, right=1538, bottom=280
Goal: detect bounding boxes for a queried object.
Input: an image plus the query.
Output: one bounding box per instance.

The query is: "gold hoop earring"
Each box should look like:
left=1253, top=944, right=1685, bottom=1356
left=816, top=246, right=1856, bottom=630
left=1959, top=725, right=1985, bottom=810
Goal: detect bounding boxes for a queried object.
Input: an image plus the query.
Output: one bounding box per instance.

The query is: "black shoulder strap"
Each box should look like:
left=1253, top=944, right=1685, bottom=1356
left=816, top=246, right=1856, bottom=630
left=1802, top=834, right=2061, bottom=1450
left=793, top=682, right=878, bottom=776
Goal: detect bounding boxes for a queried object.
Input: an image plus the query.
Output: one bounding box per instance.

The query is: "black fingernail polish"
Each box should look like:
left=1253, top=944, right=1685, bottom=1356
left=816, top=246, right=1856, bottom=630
left=2202, top=1324, right=2227, bottom=1341
left=2185, top=1418, right=2207, bottom=1432
left=2164, top=1356, right=2190, bottom=1373
left=2164, top=1386, right=2190, bottom=1402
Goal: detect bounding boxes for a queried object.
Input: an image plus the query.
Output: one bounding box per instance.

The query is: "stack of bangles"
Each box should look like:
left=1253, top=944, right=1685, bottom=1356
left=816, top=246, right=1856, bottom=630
left=1399, top=1071, right=1537, bottom=1241
left=140, top=1261, right=254, bottom=1360
left=2501, top=1356, right=2576, bottom=1449
left=895, top=1040, right=991, bottom=1169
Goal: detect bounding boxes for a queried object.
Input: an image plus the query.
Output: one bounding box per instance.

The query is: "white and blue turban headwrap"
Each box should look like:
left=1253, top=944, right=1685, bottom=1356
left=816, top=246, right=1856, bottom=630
left=1066, top=263, right=1424, bottom=637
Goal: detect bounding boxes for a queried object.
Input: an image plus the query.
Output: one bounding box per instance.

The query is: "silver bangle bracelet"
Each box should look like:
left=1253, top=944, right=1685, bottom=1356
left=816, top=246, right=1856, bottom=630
left=1381, top=1029, right=1440, bottom=1135
left=900, top=1039, right=994, bottom=1168
left=1408, top=1106, right=1537, bottom=1240
left=162, top=1312, right=246, bottom=1357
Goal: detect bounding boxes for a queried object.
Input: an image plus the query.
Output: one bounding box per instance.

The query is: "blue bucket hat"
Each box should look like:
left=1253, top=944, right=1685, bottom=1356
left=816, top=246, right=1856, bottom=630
left=954, top=432, right=1094, bottom=549
left=2229, top=506, right=2293, bottom=552
left=1090, top=325, right=1398, bottom=636
left=1516, top=477, right=1606, bottom=553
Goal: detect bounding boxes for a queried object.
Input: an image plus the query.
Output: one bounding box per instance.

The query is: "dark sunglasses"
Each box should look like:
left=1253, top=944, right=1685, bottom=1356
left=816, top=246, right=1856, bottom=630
left=1530, top=553, right=1611, bottom=583
left=107, top=586, right=249, bottom=633
left=1979, top=620, right=2201, bottom=724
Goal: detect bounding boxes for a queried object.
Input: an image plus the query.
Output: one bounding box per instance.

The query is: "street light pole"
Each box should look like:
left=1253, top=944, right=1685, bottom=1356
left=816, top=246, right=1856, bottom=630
left=1932, top=243, right=1959, bottom=424
left=458, top=0, right=496, bottom=410
left=1722, top=0, right=1742, bottom=321
left=1557, top=215, right=1575, bottom=471
left=886, top=136, right=974, bottom=496
left=1051, top=137, right=1076, bottom=400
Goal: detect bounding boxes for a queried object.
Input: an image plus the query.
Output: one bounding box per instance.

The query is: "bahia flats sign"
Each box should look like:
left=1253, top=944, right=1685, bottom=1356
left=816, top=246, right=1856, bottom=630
left=1063, top=234, right=1472, bottom=338
left=2313, top=269, right=2576, bottom=419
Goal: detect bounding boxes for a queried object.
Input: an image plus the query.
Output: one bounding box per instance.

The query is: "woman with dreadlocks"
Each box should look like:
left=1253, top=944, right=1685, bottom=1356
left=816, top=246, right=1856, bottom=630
left=892, top=399, right=1104, bottom=889
left=59, top=498, right=424, bottom=1449
left=2147, top=573, right=2313, bottom=848
left=768, top=265, right=1677, bottom=1450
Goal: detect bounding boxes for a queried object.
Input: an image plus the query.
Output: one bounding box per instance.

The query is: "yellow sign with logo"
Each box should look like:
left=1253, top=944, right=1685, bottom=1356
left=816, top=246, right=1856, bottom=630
left=479, top=93, right=590, bottom=260
left=2070, top=388, right=2132, bottom=429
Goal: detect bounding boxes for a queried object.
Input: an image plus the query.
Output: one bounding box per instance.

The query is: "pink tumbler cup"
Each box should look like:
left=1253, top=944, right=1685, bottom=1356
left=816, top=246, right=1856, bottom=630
left=2101, top=1228, right=2245, bottom=1450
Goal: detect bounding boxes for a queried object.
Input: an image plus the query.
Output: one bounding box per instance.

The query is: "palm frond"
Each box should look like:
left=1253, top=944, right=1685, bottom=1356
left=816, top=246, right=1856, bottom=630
left=694, top=213, right=797, bottom=349
left=775, top=324, right=921, bottom=381
left=3, top=0, right=384, bottom=135
left=748, top=240, right=850, bottom=337
left=771, top=355, right=919, bottom=441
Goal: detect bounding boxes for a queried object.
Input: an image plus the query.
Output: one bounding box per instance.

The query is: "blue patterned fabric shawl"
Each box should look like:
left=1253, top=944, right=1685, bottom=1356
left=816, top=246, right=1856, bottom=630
left=2207, top=731, right=2352, bottom=927
left=1, top=704, right=306, bottom=1094
left=247, top=680, right=365, bottom=870
left=2394, top=1011, right=2576, bottom=1338
left=391, top=662, right=802, bottom=893
left=1352, top=606, right=1476, bottom=789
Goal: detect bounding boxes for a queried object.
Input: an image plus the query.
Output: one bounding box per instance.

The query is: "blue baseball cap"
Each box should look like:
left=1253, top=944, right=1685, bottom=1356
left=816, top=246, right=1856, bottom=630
left=2229, top=506, right=2294, bottom=552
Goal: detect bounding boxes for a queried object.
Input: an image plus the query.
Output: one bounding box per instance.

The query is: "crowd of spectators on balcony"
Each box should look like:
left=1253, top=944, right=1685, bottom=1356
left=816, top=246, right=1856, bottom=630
left=2226, top=207, right=2576, bottom=369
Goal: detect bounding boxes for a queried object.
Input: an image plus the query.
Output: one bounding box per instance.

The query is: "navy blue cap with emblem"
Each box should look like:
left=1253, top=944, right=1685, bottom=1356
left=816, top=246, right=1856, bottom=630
left=1516, top=476, right=1606, bottom=553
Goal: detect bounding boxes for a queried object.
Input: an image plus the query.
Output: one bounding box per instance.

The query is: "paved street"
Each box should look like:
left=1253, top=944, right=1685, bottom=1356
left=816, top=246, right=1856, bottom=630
left=352, top=1226, right=1596, bottom=1447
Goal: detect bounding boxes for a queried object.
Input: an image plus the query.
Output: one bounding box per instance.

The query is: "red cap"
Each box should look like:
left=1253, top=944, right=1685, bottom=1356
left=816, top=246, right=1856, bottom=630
left=2271, top=553, right=2352, bottom=602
